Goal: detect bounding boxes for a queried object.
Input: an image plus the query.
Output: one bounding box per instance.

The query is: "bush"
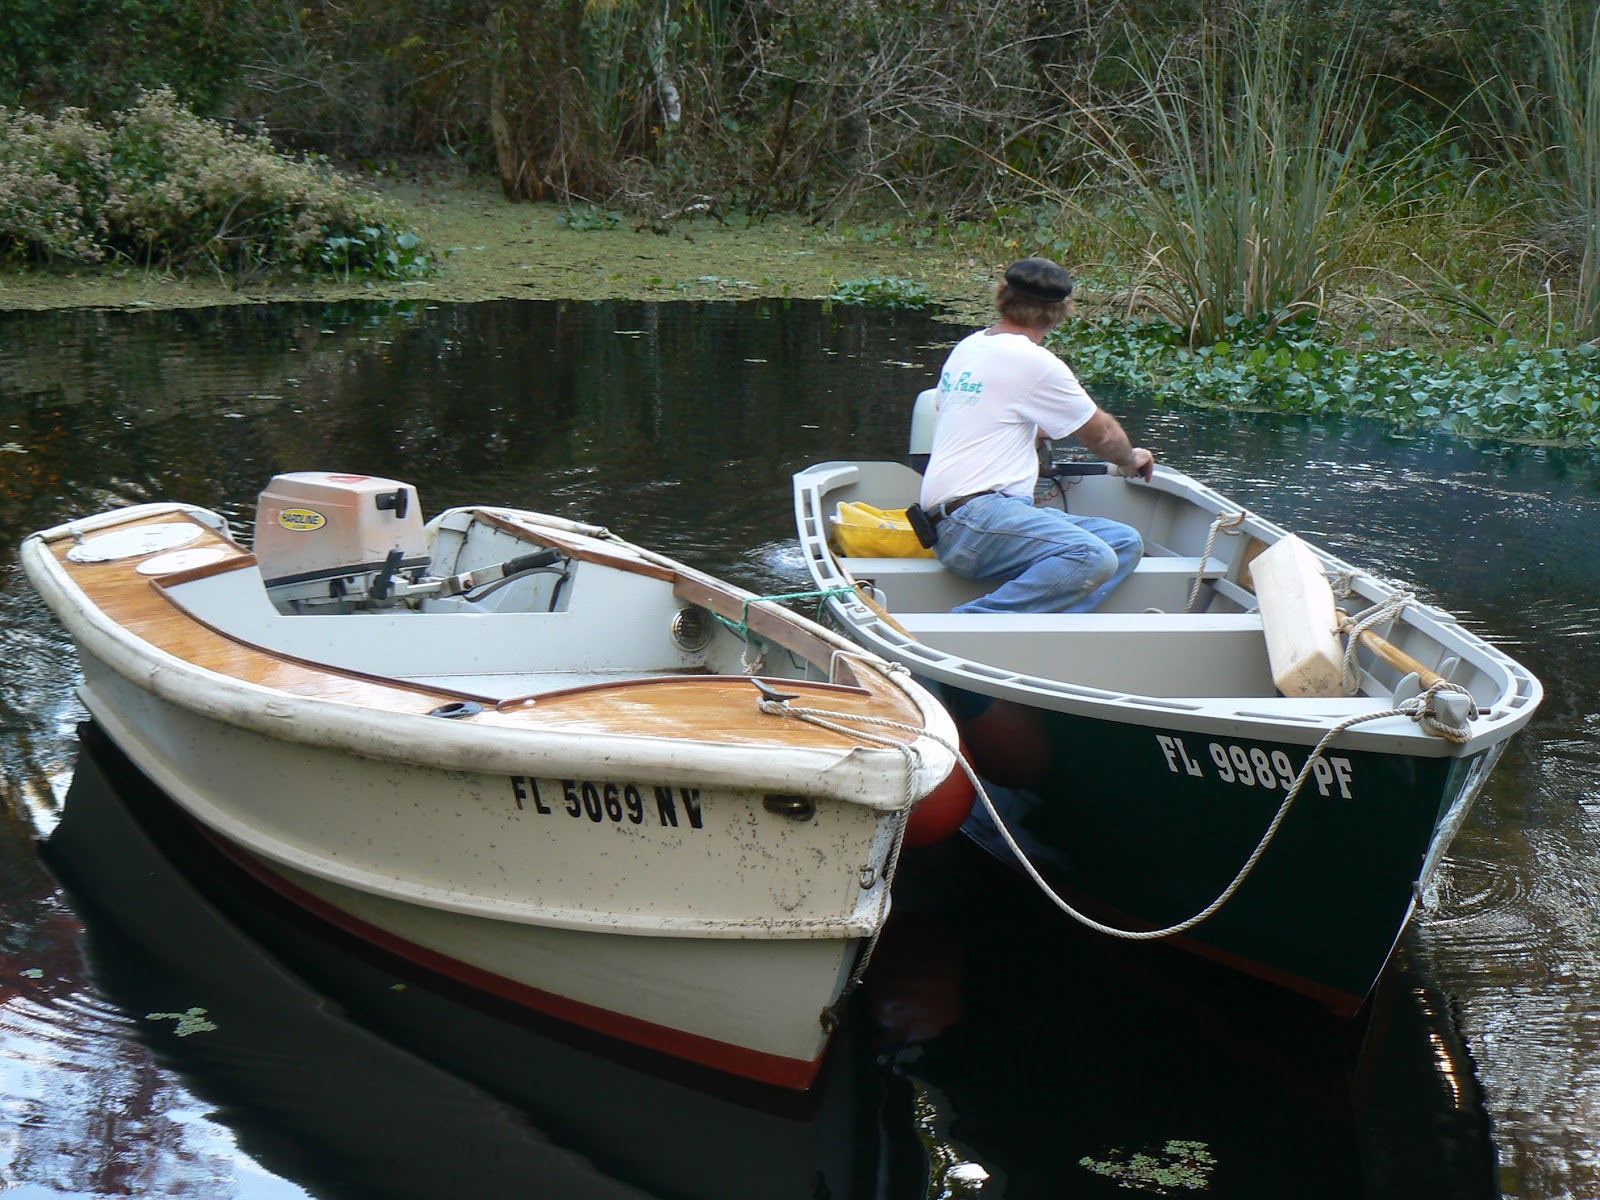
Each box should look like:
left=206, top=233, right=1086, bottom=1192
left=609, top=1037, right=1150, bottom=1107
left=0, top=87, right=430, bottom=280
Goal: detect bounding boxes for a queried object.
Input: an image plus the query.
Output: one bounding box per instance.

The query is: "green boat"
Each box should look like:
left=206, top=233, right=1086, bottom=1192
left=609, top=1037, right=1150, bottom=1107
left=793, top=438, right=1542, bottom=1015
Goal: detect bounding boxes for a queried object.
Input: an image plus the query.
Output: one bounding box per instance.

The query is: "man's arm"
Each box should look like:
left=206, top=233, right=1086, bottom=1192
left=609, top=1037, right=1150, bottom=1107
left=1072, top=408, right=1155, bottom=480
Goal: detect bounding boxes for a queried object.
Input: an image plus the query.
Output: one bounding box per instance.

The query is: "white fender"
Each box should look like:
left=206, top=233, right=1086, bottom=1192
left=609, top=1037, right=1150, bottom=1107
left=1252, top=534, right=1346, bottom=698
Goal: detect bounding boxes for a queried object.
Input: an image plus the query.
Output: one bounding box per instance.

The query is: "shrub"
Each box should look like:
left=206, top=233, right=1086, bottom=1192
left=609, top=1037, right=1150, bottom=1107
left=0, top=108, right=109, bottom=263
left=0, top=87, right=430, bottom=280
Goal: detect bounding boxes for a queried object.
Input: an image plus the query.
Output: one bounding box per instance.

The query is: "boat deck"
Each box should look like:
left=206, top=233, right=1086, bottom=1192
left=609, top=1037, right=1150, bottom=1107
left=39, top=511, right=925, bottom=751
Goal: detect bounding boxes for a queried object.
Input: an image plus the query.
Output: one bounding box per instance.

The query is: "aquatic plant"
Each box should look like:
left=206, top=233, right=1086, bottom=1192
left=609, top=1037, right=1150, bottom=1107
left=556, top=204, right=624, bottom=231
left=1061, top=316, right=1600, bottom=446
left=145, top=1006, right=219, bottom=1037
left=827, top=276, right=933, bottom=310
left=1079, top=1138, right=1217, bottom=1194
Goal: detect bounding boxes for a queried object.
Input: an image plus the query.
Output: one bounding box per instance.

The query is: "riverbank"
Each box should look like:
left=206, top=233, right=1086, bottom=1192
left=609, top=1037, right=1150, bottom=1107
left=0, top=173, right=992, bottom=322
left=4, top=169, right=1598, bottom=447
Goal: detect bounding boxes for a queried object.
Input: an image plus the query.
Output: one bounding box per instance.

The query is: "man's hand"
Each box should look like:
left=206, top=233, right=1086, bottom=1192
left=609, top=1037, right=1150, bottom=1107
left=1074, top=409, right=1155, bottom=480
left=1124, top=447, right=1155, bottom=481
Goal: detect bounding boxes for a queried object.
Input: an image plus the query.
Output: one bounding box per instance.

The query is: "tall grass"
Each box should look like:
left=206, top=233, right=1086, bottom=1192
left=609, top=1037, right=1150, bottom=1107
left=1055, top=3, right=1380, bottom=346
left=1484, top=0, right=1600, bottom=341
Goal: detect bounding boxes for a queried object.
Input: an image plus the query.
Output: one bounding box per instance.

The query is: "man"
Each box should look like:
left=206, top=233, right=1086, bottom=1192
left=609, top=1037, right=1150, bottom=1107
left=918, top=256, right=1155, bottom=614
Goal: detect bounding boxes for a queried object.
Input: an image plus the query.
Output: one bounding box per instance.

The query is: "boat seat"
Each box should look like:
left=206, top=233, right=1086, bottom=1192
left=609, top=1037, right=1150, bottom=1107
left=159, top=557, right=697, bottom=679
left=841, top=554, right=1229, bottom=616
left=890, top=610, right=1276, bottom=697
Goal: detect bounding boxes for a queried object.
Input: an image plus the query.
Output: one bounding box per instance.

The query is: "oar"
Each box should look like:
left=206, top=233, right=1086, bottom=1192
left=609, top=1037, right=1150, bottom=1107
left=1348, top=625, right=1447, bottom=690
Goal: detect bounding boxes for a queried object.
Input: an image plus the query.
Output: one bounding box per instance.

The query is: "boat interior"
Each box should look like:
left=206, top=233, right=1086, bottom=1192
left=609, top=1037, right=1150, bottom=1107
left=800, top=460, right=1517, bottom=709
left=145, top=506, right=846, bottom=703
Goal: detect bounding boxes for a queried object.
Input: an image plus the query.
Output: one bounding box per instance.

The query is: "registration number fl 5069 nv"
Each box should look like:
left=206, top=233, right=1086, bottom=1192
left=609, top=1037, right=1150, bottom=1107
left=509, top=777, right=705, bottom=829
left=1155, top=735, right=1355, bottom=799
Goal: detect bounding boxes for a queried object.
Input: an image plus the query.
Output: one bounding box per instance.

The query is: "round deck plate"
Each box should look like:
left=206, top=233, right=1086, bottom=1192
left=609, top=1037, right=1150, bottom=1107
left=67, top=522, right=205, bottom=563
left=135, top=546, right=229, bottom=576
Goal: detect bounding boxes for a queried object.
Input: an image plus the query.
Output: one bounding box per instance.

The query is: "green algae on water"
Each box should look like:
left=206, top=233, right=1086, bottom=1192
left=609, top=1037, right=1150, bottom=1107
left=1079, top=1139, right=1217, bottom=1193
left=145, top=1006, right=218, bottom=1036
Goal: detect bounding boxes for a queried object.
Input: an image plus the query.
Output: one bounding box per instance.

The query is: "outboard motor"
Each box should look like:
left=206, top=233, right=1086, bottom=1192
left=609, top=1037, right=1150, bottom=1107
left=254, top=472, right=429, bottom=611
left=908, top=387, right=938, bottom=472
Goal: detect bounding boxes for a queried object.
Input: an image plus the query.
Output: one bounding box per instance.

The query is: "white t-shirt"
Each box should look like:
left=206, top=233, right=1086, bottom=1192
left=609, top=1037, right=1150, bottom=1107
left=919, top=329, right=1096, bottom=508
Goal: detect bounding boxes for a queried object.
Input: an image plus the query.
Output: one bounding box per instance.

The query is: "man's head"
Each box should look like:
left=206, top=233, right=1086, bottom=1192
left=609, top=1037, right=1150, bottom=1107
left=994, top=257, right=1074, bottom=329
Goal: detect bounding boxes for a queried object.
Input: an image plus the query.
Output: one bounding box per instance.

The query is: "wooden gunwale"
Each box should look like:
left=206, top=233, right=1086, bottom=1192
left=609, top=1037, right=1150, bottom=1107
left=51, top=511, right=923, bottom=750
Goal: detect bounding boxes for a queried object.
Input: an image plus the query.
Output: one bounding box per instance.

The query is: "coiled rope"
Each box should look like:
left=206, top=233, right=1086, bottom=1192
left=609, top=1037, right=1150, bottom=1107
left=1324, top=579, right=1476, bottom=741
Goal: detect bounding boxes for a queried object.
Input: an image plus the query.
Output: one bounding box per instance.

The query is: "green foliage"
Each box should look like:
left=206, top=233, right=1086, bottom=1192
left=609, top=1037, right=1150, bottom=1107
left=0, top=89, right=432, bottom=281
left=827, top=276, right=934, bottom=310
left=1055, top=3, right=1382, bottom=346
left=1061, top=315, right=1600, bottom=446
left=1479, top=0, right=1600, bottom=339
left=556, top=204, right=624, bottom=231
left=0, top=0, right=242, bottom=116
left=1080, top=1138, right=1217, bottom=1194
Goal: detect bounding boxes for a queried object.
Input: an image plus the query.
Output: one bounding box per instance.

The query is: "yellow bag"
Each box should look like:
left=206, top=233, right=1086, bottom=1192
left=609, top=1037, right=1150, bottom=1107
left=830, top=501, right=935, bottom=558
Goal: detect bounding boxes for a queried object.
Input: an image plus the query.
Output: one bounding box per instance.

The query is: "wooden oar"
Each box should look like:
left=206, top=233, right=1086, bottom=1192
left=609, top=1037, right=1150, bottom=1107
left=1350, top=626, right=1447, bottom=690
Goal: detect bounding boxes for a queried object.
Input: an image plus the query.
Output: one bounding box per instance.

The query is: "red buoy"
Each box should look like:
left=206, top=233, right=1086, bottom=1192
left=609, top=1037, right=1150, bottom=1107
left=905, top=747, right=977, bottom=847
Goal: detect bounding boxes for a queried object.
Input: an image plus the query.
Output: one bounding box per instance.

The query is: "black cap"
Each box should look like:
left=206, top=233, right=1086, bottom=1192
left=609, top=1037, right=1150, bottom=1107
left=1003, top=257, right=1073, bottom=302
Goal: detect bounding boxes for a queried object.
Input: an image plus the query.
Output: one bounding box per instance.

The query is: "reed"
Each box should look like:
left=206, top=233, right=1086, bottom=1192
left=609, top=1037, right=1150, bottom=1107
left=1483, top=1, right=1600, bottom=341
left=1056, top=3, right=1378, bottom=346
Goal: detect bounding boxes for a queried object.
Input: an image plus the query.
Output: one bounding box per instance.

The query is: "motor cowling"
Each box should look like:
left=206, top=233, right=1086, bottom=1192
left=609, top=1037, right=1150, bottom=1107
left=254, top=471, right=427, bottom=586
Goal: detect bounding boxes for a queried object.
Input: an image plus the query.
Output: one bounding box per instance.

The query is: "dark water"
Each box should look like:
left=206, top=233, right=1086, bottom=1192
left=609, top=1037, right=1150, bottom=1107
left=0, top=299, right=1596, bottom=1198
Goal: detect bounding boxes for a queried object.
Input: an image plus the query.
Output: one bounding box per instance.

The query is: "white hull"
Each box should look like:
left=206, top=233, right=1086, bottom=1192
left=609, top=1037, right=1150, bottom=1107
left=25, top=486, right=958, bottom=1087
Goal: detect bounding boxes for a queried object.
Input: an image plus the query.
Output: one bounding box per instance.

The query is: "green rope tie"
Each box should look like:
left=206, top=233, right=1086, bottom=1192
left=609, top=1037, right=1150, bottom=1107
left=713, top=586, right=860, bottom=641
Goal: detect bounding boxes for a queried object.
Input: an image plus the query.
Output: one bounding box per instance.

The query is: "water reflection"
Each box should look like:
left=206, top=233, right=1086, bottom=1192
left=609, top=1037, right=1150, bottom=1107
left=2, top=298, right=1595, bottom=1197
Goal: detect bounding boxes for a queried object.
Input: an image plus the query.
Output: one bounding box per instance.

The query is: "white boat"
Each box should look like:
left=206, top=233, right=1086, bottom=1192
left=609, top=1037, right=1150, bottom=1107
left=21, top=471, right=959, bottom=1089
left=793, top=404, right=1542, bottom=1015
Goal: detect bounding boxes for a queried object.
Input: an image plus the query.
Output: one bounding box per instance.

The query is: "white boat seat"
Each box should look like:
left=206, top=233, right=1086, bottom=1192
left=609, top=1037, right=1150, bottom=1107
left=891, top=611, right=1276, bottom=697
left=840, top=554, right=1230, bottom=616
left=159, top=557, right=698, bottom=680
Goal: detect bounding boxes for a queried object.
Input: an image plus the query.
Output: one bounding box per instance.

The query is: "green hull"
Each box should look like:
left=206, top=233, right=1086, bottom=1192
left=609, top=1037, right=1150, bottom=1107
left=935, top=683, right=1478, bottom=1013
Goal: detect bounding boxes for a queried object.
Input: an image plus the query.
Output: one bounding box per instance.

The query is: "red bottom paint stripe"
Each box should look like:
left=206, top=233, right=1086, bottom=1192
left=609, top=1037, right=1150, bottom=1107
left=209, top=835, right=826, bottom=1091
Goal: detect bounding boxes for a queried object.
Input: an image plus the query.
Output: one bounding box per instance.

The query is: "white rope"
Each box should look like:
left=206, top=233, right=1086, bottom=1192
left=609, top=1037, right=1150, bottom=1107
left=1337, top=590, right=1416, bottom=695
left=757, top=681, right=1475, bottom=947
left=756, top=698, right=919, bottom=1028
left=1183, top=510, right=1247, bottom=613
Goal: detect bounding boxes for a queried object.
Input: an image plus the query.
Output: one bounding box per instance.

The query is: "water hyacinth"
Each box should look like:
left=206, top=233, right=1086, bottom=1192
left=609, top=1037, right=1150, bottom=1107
left=1060, top=317, right=1600, bottom=447
left=0, top=88, right=431, bottom=280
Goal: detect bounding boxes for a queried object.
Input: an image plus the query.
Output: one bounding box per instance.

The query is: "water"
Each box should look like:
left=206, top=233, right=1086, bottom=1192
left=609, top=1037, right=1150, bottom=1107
left=1, top=299, right=1596, bottom=1198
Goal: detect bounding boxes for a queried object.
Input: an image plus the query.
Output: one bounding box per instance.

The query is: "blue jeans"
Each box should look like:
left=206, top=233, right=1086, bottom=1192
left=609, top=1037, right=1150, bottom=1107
left=933, top=493, right=1143, bottom=614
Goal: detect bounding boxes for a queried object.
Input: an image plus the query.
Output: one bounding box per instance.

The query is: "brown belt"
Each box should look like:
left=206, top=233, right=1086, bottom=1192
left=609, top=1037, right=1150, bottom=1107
left=928, top=490, right=999, bottom=527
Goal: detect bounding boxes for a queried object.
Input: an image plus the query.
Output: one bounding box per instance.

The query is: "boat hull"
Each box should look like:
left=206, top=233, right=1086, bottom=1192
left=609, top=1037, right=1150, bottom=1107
left=24, top=492, right=960, bottom=1091
left=934, top=682, right=1488, bottom=1012
left=74, top=645, right=880, bottom=1089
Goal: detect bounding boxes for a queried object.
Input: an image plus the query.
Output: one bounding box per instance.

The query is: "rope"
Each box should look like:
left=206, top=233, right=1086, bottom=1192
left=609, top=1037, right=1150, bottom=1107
left=756, top=679, right=1476, bottom=961
left=1183, top=510, right=1247, bottom=613
left=710, top=586, right=861, bottom=643
left=755, top=697, right=919, bottom=1030
left=1337, top=590, right=1414, bottom=694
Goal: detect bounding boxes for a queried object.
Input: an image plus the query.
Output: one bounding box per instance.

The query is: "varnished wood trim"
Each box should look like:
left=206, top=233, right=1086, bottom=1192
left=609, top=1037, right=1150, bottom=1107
left=495, top=672, right=871, bottom=712
left=671, top=571, right=861, bottom=688
left=472, top=509, right=677, bottom=582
